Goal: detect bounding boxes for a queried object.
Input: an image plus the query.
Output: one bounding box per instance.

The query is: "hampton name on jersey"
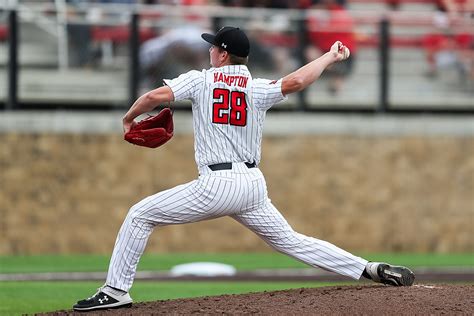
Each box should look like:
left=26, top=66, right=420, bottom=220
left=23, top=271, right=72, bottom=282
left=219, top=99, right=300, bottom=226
left=164, top=65, right=287, bottom=169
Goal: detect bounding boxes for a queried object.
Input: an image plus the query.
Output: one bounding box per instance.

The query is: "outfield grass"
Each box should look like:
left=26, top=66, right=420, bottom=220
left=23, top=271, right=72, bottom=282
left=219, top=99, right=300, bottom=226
left=0, top=280, right=348, bottom=315
left=0, top=252, right=472, bottom=274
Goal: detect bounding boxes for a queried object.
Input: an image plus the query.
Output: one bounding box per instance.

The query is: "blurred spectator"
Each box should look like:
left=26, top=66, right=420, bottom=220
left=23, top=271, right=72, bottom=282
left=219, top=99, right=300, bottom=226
left=302, top=0, right=346, bottom=7
left=454, top=30, right=474, bottom=83
left=423, top=0, right=473, bottom=81
left=435, top=0, right=474, bottom=17
left=66, top=0, right=138, bottom=67
left=220, top=0, right=347, bottom=8
left=246, top=20, right=292, bottom=73
left=98, top=0, right=136, bottom=2
left=145, top=0, right=208, bottom=3
left=139, top=26, right=210, bottom=90
left=219, top=0, right=302, bottom=8
left=219, top=0, right=265, bottom=7
left=66, top=0, right=96, bottom=68
left=385, top=0, right=402, bottom=10
left=306, top=0, right=357, bottom=95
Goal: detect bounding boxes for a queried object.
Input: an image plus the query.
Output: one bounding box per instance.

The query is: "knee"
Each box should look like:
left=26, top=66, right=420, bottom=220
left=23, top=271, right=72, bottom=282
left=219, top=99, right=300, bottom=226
left=126, top=203, right=154, bottom=239
left=267, top=230, right=304, bottom=250
left=126, top=203, right=143, bottom=223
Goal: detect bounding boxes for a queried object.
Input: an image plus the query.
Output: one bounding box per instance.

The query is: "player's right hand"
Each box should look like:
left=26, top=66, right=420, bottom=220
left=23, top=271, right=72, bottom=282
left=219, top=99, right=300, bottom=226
left=123, top=119, right=137, bottom=134
left=330, top=41, right=350, bottom=62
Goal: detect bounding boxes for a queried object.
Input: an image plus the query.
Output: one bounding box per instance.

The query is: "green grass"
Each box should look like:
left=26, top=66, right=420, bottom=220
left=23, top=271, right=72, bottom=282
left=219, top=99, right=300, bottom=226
left=0, top=281, right=346, bottom=315
left=0, top=252, right=472, bottom=274
left=0, top=253, right=472, bottom=315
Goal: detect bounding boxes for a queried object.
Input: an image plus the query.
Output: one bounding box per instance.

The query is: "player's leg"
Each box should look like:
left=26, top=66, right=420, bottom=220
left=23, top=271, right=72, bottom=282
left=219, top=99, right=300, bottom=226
left=74, top=171, right=250, bottom=311
left=74, top=181, right=201, bottom=311
left=233, top=200, right=414, bottom=285
left=232, top=202, right=367, bottom=280
left=104, top=181, right=199, bottom=294
left=105, top=173, right=246, bottom=292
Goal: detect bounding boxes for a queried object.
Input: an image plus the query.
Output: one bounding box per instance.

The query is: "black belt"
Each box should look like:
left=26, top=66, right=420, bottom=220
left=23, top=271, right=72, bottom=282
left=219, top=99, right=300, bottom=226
left=208, top=162, right=256, bottom=171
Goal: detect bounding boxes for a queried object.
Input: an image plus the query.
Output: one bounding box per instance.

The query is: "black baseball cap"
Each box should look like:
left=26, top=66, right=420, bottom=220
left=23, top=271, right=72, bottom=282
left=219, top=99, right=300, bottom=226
left=201, top=26, right=250, bottom=58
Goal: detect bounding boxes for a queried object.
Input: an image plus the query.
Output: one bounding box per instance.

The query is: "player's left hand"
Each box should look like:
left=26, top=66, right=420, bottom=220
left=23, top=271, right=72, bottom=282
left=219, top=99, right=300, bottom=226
left=330, top=41, right=350, bottom=62
left=123, top=108, right=174, bottom=148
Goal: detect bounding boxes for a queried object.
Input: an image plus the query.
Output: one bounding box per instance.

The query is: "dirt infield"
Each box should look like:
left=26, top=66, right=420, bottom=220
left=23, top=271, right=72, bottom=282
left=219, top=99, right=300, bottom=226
left=44, top=284, right=473, bottom=315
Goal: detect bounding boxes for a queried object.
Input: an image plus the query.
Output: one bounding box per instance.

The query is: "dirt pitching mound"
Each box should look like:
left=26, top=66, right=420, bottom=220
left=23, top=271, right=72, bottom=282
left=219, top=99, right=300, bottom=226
left=46, top=284, right=473, bottom=315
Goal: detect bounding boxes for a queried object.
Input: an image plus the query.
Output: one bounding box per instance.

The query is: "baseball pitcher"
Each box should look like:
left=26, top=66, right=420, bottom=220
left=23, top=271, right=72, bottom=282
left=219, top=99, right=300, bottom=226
left=73, top=26, right=415, bottom=312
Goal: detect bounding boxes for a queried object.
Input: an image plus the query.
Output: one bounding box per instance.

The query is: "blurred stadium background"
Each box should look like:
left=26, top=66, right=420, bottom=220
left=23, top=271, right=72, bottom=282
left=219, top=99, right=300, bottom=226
left=1, top=0, right=473, bottom=110
left=0, top=0, right=473, bottom=262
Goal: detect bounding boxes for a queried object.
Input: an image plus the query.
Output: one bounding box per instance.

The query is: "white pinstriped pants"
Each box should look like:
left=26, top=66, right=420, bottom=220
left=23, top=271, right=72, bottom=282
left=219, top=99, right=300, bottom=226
left=106, top=162, right=368, bottom=292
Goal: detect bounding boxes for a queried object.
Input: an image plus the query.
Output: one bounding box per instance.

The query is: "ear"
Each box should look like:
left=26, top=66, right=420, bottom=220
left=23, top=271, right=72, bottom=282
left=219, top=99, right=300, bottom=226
left=219, top=49, right=228, bottom=59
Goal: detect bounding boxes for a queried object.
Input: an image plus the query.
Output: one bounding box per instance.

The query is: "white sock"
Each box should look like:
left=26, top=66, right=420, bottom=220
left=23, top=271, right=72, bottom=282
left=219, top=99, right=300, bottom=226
left=365, top=262, right=381, bottom=282
left=103, top=285, right=127, bottom=296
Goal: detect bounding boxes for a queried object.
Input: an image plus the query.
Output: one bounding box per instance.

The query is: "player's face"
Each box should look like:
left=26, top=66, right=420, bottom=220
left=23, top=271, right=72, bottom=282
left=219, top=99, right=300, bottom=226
left=209, top=45, right=218, bottom=67
left=209, top=45, right=227, bottom=68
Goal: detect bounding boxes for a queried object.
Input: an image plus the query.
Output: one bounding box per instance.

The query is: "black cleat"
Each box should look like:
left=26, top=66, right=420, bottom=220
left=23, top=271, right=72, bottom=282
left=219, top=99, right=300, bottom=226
left=73, top=288, right=133, bottom=311
left=366, top=262, right=415, bottom=286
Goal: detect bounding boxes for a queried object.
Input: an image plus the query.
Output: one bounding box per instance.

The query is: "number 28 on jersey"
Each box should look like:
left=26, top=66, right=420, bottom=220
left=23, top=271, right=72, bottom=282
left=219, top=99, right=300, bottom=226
left=212, top=88, right=248, bottom=127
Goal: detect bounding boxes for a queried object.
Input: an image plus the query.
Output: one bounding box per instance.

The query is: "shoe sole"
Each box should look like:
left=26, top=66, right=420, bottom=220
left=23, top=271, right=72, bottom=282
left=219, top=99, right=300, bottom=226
left=73, top=302, right=132, bottom=311
left=378, top=264, right=415, bottom=286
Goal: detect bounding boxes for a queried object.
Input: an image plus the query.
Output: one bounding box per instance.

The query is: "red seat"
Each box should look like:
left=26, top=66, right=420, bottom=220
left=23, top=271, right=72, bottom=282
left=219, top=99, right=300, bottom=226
left=91, top=26, right=156, bottom=44
left=0, top=25, right=8, bottom=41
left=258, top=33, right=298, bottom=47
left=356, top=36, right=423, bottom=48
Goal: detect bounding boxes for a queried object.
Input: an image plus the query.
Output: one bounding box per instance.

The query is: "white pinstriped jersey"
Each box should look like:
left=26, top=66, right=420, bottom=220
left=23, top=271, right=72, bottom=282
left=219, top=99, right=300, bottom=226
left=164, top=65, right=286, bottom=168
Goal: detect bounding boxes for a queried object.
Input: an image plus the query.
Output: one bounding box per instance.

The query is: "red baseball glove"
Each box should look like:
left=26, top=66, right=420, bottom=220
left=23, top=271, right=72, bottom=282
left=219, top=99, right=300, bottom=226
left=124, top=108, right=174, bottom=148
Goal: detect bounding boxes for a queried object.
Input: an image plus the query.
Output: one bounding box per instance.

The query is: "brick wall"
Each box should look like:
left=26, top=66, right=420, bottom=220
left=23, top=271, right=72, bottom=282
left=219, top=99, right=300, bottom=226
left=1, top=133, right=472, bottom=254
